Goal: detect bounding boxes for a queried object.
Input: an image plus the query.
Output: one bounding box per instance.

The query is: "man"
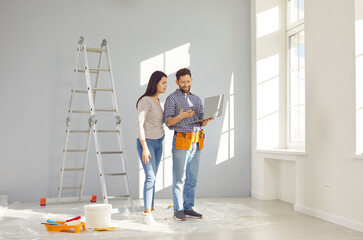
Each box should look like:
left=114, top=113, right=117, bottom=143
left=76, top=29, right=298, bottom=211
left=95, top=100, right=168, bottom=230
left=163, top=68, right=214, bottom=221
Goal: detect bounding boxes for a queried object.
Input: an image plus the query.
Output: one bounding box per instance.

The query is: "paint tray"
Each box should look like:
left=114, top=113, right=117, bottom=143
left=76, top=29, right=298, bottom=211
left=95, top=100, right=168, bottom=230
left=45, top=221, right=86, bottom=233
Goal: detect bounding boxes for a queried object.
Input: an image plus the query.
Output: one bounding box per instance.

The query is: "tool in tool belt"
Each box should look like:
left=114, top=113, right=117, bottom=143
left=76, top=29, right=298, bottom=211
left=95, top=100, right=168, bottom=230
left=174, top=130, right=204, bottom=150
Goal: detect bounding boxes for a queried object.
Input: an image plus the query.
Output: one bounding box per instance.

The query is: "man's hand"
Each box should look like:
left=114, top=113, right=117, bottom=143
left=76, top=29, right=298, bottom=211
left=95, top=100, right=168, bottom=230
left=178, top=108, right=195, bottom=120
left=166, top=108, right=195, bottom=126
left=201, top=117, right=216, bottom=127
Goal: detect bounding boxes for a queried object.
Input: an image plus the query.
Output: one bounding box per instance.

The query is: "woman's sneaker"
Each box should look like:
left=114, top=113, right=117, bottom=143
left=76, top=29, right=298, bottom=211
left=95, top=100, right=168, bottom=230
left=144, top=212, right=156, bottom=225
left=184, top=209, right=203, bottom=219
left=173, top=211, right=186, bottom=221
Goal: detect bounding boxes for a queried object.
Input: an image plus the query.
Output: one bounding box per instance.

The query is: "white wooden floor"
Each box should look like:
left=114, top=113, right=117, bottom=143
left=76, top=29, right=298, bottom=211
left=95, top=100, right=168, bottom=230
left=1, top=197, right=362, bottom=239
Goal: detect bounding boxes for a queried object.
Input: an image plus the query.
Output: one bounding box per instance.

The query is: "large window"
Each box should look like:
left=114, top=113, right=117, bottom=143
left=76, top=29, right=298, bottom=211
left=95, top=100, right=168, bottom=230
left=287, top=0, right=305, bottom=148
left=255, top=0, right=305, bottom=150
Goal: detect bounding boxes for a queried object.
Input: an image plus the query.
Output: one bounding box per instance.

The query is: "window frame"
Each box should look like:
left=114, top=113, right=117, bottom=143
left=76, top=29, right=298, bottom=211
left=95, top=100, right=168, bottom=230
left=286, top=0, right=305, bottom=149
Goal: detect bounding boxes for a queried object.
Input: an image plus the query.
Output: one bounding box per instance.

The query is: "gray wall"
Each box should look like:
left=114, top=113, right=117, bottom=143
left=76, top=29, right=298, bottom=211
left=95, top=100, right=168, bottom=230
left=0, top=0, right=251, bottom=202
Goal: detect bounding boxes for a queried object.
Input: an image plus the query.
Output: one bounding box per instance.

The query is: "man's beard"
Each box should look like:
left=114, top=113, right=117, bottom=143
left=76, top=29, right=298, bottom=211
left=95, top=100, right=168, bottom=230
left=180, top=86, right=191, bottom=93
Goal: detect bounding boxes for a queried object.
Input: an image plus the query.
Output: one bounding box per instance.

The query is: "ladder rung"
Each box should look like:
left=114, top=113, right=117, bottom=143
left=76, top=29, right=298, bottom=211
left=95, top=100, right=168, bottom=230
left=97, top=130, right=119, bottom=133
left=92, top=88, right=113, bottom=91
left=86, top=47, right=107, bottom=53
left=104, top=173, right=126, bottom=176
left=74, top=89, right=112, bottom=93
left=64, top=168, right=84, bottom=172
left=107, top=195, right=130, bottom=199
left=62, top=186, right=81, bottom=190
left=69, top=130, right=89, bottom=133
left=72, top=110, right=90, bottom=114
left=89, top=67, right=110, bottom=72
left=68, top=130, right=118, bottom=133
left=65, top=149, right=87, bottom=152
left=101, top=151, right=123, bottom=154
left=74, top=90, right=88, bottom=93
left=95, top=109, right=116, bottom=112
left=76, top=69, right=107, bottom=74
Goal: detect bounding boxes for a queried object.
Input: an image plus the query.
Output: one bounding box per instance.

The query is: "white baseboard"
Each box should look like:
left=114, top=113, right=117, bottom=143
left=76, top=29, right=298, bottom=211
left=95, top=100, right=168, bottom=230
left=294, top=204, right=363, bottom=233
left=251, top=191, right=278, bottom=200
left=251, top=191, right=263, bottom=200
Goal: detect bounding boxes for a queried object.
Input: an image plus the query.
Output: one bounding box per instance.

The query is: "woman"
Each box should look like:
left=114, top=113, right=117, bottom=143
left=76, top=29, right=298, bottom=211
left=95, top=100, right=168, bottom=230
left=136, top=70, right=167, bottom=224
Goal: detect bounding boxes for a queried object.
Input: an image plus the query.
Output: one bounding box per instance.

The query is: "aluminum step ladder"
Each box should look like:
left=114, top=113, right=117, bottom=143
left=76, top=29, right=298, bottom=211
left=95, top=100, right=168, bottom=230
left=57, top=36, right=133, bottom=210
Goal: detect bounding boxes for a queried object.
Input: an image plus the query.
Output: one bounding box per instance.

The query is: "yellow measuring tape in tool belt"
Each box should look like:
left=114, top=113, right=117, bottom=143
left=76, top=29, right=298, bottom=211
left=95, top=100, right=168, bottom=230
left=175, top=130, right=204, bottom=150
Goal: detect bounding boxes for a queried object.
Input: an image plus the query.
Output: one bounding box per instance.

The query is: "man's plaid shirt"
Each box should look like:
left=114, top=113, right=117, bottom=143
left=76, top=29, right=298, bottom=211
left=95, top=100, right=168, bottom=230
left=163, top=89, right=203, bottom=133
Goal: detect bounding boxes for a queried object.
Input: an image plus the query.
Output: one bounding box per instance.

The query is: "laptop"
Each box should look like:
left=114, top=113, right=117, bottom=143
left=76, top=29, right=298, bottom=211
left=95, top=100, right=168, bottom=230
left=190, top=94, right=224, bottom=124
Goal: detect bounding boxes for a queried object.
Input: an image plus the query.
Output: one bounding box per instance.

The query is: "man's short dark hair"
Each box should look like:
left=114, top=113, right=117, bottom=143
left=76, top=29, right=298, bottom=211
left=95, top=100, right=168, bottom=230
left=176, top=68, right=191, bottom=80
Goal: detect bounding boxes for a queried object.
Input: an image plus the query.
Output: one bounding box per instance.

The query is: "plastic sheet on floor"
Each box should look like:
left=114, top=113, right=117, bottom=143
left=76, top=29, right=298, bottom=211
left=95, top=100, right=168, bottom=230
left=0, top=198, right=269, bottom=239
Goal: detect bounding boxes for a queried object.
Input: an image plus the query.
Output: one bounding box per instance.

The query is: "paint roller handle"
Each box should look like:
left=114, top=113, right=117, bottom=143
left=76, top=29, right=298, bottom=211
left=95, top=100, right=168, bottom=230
left=66, top=216, right=81, bottom=222
left=46, top=219, right=60, bottom=225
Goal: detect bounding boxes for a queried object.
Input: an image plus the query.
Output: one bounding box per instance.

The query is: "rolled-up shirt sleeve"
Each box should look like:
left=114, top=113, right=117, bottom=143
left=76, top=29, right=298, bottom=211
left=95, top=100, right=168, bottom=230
left=163, top=96, right=176, bottom=129
left=137, top=98, right=151, bottom=140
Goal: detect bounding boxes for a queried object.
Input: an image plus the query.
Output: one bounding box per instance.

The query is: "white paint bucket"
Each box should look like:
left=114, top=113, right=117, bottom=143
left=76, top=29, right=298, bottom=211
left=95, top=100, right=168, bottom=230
left=84, top=204, right=112, bottom=228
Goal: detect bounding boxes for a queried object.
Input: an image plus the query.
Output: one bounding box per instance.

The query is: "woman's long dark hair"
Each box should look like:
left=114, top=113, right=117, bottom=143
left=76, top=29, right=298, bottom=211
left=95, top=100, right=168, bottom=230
left=136, top=70, right=167, bottom=109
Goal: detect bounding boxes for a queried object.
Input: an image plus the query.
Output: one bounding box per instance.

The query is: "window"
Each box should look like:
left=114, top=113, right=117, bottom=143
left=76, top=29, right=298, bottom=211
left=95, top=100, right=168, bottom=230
left=287, top=0, right=304, bottom=27
left=255, top=0, right=305, bottom=150
left=287, top=0, right=305, bottom=148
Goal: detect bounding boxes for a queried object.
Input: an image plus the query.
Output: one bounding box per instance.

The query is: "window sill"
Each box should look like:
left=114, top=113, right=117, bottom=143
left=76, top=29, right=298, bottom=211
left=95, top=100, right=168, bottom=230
left=352, top=154, right=363, bottom=159
left=256, top=148, right=307, bottom=156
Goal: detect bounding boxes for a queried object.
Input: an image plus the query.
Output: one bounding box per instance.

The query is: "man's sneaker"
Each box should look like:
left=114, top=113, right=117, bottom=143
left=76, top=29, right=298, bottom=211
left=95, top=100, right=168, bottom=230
left=184, top=209, right=203, bottom=219
left=144, top=212, right=156, bottom=225
left=173, top=211, right=186, bottom=221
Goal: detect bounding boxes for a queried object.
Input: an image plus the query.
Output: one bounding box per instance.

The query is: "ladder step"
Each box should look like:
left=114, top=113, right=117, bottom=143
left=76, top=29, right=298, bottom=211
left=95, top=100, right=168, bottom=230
left=68, top=130, right=118, bottom=133
left=101, top=151, right=123, bottom=154
left=95, top=109, right=116, bottom=112
left=92, top=88, right=113, bottom=91
left=62, top=186, right=82, bottom=190
left=107, top=195, right=130, bottom=199
left=97, top=130, right=119, bottom=133
left=64, top=149, right=87, bottom=152
left=69, top=130, right=89, bottom=133
left=104, top=173, right=126, bottom=176
left=86, top=47, right=107, bottom=53
left=89, top=67, right=110, bottom=72
left=72, top=110, right=90, bottom=114
left=74, top=90, right=88, bottom=93
left=76, top=69, right=109, bottom=74
left=74, top=89, right=113, bottom=93
left=64, top=168, right=84, bottom=172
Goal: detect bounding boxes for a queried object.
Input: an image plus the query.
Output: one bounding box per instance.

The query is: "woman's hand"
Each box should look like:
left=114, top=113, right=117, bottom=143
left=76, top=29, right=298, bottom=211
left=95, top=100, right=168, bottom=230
left=142, top=148, right=152, bottom=164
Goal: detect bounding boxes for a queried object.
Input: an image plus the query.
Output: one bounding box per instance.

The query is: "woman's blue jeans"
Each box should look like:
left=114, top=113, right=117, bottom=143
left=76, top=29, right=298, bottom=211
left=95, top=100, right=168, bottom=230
left=137, top=135, right=164, bottom=210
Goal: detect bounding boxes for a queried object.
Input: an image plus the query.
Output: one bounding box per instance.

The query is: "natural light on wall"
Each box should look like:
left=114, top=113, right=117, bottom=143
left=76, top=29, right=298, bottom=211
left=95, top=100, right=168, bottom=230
left=257, top=54, right=279, bottom=149
left=165, top=43, right=190, bottom=75
left=140, top=54, right=164, bottom=86
left=355, top=0, right=363, bottom=154
left=139, top=43, right=190, bottom=197
left=256, top=6, right=279, bottom=38
left=216, top=73, right=235, bottom=164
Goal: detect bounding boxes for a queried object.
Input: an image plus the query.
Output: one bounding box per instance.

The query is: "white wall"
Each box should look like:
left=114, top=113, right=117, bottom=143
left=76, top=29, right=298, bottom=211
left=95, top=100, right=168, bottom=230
left=0, top=0, right=251, bottom=202
left=252, top=0, right=363, bottom=232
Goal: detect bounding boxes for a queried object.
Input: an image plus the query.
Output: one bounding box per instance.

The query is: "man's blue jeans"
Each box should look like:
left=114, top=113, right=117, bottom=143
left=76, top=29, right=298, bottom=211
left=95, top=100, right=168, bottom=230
left=172, top=135, right=201, bottom=212
left=137, top=135, right=164, bottom=210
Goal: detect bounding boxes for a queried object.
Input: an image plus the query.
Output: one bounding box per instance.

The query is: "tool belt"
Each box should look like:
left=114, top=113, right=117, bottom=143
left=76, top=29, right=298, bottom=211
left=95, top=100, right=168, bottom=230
left=174, top=130, right=204, bottom=150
